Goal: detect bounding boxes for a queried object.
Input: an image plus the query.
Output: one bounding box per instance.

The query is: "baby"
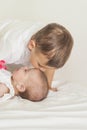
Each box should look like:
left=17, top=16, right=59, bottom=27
left=0, top=66, right=49, bottom=102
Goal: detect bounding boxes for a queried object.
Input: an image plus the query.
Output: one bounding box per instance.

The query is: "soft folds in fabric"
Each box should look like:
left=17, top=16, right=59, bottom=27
left=0, top=20, right=42, bottom=64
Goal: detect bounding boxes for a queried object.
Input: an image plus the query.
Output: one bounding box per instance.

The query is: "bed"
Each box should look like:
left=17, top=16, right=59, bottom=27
left=0, top=20, right=87, bottom=130
left=0, top=81, right=87, bottom=130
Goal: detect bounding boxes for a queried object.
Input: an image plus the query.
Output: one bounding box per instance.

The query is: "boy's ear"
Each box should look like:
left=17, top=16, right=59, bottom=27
left=28, top=40, right=36, bottom=51
left=16, top=84, right=26, bottom=92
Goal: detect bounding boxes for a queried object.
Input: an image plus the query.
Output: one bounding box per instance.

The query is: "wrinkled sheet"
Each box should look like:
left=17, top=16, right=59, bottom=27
left=0, top=81, right=87, bottom=130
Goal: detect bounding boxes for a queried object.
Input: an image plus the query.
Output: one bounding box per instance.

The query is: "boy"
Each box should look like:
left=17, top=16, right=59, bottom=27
left=28, top=23, right=73, bottom=88
left=0, top=21, right=73, bottom=89
left=0, top=66, right=49, bottom=102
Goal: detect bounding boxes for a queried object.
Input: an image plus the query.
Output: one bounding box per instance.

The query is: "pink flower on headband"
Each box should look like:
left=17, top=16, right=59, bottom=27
left=0, top=60, right=7, bottom=70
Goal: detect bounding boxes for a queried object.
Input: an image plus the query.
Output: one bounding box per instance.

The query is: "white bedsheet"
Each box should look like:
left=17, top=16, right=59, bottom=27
left=0, top=20, right=87, bottom=129
left=0, top=81, right=87, bottom=130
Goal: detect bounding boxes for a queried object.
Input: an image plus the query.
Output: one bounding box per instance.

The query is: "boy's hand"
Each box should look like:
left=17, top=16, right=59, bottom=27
left=49, top=86, right=58, bottom=91
left=45, top=69, right=58, bottom=91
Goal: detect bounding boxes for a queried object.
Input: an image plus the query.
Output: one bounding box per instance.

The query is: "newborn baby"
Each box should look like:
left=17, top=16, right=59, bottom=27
left=0, top=66, right=49, bottom=102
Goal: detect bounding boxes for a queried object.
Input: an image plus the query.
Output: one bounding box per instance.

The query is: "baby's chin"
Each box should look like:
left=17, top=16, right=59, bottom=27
left=11, top=75, right=13, bottom=81
left=11, top=71, right=18, bottom=85
left=12, top=69, right=19, bottom=80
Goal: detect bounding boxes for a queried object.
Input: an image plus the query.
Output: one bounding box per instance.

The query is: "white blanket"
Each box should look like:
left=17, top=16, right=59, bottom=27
left=0, top=81, right=87, bottom=130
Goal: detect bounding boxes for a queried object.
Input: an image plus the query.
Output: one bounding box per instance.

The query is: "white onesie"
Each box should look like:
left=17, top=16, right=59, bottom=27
left=0, top=69, right=14, bottom=102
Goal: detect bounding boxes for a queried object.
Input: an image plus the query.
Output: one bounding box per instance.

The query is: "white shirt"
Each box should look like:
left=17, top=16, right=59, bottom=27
left=0, top=69, right=14, bottom=102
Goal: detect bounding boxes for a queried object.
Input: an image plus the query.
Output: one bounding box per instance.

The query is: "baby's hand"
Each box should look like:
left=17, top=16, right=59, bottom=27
left=0, top=82, right=10, bottom=97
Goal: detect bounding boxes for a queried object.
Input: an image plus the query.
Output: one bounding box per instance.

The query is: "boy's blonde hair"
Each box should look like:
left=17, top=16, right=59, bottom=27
left=31, top=23, right=73, bottom=68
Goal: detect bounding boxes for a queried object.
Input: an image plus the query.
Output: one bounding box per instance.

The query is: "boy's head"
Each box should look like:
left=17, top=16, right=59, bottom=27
left=11, top=67, right=49, bottom=102
left=28, top=23, right=73, bottom=71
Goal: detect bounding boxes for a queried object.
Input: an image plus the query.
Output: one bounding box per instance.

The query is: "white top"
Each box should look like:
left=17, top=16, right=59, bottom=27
left=0, top=69, right=14, bottom=102
left=0, top=20, right=43, bottom=66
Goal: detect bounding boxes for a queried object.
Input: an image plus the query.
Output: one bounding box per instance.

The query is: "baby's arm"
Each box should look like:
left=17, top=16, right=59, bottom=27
left=0, top=82, right=10, bottom=97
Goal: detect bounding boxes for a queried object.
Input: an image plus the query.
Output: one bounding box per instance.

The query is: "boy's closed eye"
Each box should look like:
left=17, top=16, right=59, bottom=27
left=38, top=63, right=45, bottom=68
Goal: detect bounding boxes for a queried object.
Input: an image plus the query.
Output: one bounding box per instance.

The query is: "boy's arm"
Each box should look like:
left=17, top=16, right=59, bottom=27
left=0, top=82, right=10, bottom=97
left=45, top=69, right=57, bottom=91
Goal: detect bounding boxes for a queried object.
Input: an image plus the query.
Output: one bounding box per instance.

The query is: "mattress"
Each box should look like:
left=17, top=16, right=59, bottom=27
left=0, top=81, right=87, bottom=130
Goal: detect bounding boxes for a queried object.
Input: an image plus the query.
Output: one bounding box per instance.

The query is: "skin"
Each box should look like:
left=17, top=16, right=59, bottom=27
left=28, top=40, right=57, bottom=91
left=0, top=82, right=10, bottom=97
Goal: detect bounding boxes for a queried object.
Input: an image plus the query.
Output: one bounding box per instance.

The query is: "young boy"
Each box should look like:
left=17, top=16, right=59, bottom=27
left=0, top=66, right=49, bottom=102
left=28, top=23, right=73, bottom=88
left=0, top=21, right=73, bottom=89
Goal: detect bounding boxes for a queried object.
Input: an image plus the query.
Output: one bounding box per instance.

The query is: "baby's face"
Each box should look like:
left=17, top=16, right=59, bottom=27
left=12, top=66, right=31, bottom=84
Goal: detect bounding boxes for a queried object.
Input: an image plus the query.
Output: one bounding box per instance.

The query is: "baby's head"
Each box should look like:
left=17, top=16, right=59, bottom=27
left=11, top=67, right=49, bottom=102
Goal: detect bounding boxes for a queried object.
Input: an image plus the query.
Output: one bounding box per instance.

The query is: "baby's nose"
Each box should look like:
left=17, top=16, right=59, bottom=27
left=23, top=66, right=29, bottom=70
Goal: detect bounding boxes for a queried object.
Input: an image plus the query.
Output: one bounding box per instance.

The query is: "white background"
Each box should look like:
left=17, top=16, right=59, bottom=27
left=0, top=0, right=87, bottom=85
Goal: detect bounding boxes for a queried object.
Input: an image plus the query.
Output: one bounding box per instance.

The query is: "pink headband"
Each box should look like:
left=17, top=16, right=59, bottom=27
left=0, top=60, right=7, bottom=70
